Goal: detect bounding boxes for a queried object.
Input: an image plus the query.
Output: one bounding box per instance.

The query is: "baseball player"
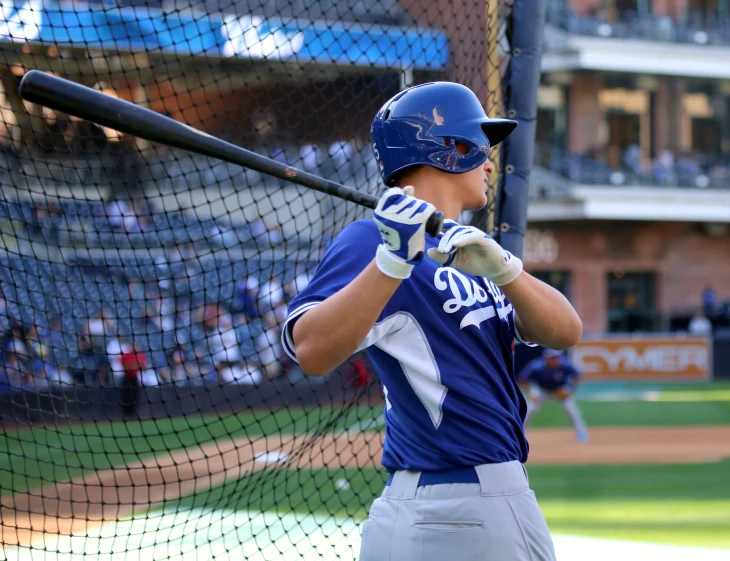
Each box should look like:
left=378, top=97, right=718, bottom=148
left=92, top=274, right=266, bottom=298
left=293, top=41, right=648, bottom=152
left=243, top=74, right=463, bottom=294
left=282, top=82, right=582, bottom=561
left=519, top=348, right=589, bottom=442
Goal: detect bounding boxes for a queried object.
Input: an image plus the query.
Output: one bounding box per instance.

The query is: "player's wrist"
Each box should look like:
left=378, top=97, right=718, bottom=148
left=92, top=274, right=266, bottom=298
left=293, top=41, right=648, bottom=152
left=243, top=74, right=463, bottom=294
left=375, top=244, right=414, bottom=279
left=489, top=251, right=524, bottom=286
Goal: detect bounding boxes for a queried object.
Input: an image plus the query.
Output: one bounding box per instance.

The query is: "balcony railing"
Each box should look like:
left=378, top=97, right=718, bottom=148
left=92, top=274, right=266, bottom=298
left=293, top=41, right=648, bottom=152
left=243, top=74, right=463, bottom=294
left=546, top=5, right=730, bottom=46
left=536, top=143, right=730, bottom=189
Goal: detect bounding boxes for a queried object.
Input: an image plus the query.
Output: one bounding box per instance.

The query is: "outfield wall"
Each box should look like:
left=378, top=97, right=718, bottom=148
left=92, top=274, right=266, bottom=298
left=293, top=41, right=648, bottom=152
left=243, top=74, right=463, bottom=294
left=517, top=333, right=725, bottom=382
left=712, top=329, right=730, bottom=380
left=0, top=373, right=377, bottom=424
left=1, top=332, right=726, bottom=426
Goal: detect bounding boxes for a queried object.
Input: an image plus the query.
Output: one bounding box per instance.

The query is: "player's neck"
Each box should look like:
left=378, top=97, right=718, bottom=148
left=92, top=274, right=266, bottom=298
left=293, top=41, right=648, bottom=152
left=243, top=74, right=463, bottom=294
left=399, top=177, right=464, bottom=220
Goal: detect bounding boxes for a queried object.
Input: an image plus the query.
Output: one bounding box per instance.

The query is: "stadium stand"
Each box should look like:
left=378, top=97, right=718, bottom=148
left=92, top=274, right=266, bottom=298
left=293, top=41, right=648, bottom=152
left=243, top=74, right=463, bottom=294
left=546, top=3, right=730, bottom=46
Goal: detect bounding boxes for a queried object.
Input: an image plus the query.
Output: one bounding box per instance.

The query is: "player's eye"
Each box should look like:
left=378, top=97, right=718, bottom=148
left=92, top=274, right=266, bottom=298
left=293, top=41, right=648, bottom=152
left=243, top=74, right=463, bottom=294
left=444, top=138, right=471, bottom=155
left=454, top=141, right=470, bottom=155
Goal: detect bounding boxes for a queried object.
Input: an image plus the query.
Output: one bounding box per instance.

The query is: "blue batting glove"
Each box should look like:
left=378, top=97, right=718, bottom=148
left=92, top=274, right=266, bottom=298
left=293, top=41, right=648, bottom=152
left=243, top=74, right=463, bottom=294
left=373, top=186, right=435, bottom=279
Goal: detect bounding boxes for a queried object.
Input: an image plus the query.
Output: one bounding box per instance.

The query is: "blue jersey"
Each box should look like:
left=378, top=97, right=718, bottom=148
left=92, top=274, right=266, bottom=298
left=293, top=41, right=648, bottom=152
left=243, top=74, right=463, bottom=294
left=282, top=219, right=531, bottom=472
left=519, top=358, right=580, bottom=391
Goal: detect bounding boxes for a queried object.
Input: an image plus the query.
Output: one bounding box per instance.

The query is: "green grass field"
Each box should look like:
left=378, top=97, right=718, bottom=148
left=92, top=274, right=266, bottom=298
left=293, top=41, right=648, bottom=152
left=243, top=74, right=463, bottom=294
left=0, top=406, right=358, bottom=494
left=148, top=460, right=730, bottom=548
left=526, top=394, right=730, bottom=427
left=1, top=381, right=729, bottom=549
left=534, top=462, right=730, bottom=547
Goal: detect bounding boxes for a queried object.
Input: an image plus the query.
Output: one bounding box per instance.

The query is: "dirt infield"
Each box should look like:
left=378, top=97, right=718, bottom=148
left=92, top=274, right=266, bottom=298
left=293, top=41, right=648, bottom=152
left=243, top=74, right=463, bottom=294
left=525, top=426, right=730, bottom=465
left=2, top=426, right=730, bottom=548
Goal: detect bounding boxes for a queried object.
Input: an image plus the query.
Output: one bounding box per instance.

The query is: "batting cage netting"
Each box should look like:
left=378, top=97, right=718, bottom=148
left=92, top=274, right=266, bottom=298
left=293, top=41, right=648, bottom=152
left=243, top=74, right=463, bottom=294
left=0, top=0, right=544, bottom=558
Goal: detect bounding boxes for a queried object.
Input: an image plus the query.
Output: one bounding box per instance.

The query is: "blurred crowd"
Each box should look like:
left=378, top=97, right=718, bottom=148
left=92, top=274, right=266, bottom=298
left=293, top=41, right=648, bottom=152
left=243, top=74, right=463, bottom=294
left=0, top=260, right=311, bottom=392
left=620, top=145, right=713, bottom=186
left=2, top=192, right=293, bottom=251
left=546, top=3, right=730, bottom=46
left=0, top=313, right=72, bottom=391
left=272, top=139, right=379, bottom=181
left=540, top=143, right=730, bottom=188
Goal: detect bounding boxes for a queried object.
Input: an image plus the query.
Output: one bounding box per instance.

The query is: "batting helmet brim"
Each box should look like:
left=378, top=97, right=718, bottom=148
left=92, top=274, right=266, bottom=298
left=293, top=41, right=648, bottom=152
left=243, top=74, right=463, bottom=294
left=481, top=119, right=518, bottom=148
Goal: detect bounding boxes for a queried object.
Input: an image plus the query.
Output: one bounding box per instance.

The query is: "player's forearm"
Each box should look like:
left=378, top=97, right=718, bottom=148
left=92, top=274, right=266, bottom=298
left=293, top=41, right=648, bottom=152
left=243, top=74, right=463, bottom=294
left=292, top=260, right=401, bottom=376
left=501, top=272, right=582, bottom=349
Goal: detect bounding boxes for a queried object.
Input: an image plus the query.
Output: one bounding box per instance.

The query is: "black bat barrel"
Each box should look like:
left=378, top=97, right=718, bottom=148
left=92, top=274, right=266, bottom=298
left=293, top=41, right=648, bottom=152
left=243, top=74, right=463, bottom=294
left=18, top=70, right=444, bottom=237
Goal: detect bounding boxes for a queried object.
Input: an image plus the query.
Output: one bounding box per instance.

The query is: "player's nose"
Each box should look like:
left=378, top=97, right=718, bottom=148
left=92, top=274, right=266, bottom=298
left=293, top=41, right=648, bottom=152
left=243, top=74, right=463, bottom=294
left=484, top=158, right=495, bottom=175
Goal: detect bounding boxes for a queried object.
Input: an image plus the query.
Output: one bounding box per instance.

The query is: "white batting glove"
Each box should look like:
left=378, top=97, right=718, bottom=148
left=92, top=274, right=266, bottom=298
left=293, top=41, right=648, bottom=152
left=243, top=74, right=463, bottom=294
left=427, top=221, right=523, bottom=286
left=373, top=186, right=435, bottom=279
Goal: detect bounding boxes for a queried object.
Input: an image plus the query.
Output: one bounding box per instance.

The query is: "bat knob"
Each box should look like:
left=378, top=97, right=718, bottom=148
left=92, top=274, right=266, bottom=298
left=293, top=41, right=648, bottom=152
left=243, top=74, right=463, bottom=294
left=425, top=211, right=445, bottom=237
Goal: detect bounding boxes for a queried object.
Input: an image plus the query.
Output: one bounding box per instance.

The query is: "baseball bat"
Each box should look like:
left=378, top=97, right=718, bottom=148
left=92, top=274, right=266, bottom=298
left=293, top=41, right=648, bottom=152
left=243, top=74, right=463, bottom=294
left=18, top=70, right=444, bottom=236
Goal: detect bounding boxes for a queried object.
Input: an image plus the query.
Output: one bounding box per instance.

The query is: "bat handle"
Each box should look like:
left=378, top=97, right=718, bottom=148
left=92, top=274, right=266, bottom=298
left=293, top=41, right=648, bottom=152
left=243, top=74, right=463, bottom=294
left=425, top=211, right=445, bottom=237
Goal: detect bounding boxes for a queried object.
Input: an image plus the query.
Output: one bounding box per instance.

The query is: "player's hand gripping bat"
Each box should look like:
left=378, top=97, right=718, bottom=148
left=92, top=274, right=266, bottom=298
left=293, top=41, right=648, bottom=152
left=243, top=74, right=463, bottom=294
left=18, top=70, right=444, bottom=236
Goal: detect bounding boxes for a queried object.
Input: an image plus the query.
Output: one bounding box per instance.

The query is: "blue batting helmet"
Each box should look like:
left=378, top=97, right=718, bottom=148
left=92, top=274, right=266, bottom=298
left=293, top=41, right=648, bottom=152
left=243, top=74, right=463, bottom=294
left=370, top=82, right=518, bottom=186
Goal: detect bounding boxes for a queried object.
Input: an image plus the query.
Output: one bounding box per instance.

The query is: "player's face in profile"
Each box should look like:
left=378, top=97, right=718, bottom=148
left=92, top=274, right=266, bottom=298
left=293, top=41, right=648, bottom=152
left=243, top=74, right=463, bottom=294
left=450, top=141, right=494, bottom=211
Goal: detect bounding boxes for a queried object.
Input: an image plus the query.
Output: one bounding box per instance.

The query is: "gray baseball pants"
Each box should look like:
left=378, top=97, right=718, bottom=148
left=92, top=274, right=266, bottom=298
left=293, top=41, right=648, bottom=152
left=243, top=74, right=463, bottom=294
left=358, top=461, right=556, bottom=561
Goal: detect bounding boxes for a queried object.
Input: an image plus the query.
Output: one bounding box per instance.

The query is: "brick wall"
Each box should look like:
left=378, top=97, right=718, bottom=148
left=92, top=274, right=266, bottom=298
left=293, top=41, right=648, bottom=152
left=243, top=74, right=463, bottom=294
left=568, top=73, right=604, bottom=155
left=524, top=221, right=730, bottom=333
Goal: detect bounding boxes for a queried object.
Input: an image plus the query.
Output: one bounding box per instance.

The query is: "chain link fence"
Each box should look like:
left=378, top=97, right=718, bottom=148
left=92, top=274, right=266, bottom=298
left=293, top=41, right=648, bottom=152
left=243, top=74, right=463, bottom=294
left=0, top=0, right=543, bottom=558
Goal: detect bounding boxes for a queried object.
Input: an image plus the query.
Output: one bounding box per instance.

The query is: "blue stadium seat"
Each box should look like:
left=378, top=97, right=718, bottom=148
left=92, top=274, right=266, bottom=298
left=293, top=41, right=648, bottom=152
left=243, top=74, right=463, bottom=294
left=186, top=224, right=205, bottom=242
left=175, top=326, right=192, bottom=345
left=146, top=332, right=164, bottom=352
left=38, top=261, right=53, bottom=277
left=51, top=263, right=68, bottom=278
left=127, top=232, right=146, bottom=247
left=20, top=256, right=40, bottom=275
left=58, top=298, right=73, bottom=317
left=150, top=350, right=169, bottom=369
left=19, top=305, right=36, bottom=325
left=55, top=281, right=72, bottom=299
left=171, top=279, right=189, bottom=295
left=17, top=291, right=32, bottom=306
left=113, top=284, right=130, bottom=300
left=98, top=232, right=115, bottom=247
left=172, top=229, right=191, bottom=245
left=7, top=202, right=22, bottom=221
left=219, top=282, right=235, bottom=302
left=169, top=262, right=187, bottom=278
left=162, top=331, right=177, bottom=351
left=29, top=291, right=46, bottom=311
left=188, top=276, right=204, bottom=292
left=140, top=264, right=158, bottom=281
left=117, top=318, right=134, bottom=337
left=190, top=324, right=206, bottom=346
left=68, top=230, right=88, bottom=245
left=232, top=261, right=247, bottom=279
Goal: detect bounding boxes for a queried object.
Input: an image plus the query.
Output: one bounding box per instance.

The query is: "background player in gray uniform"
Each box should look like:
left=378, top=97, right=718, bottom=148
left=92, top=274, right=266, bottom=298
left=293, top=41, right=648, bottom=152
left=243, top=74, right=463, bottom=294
left=283, top=82, right=583, bottom=561
left=519, top=348, right=589, bottom=442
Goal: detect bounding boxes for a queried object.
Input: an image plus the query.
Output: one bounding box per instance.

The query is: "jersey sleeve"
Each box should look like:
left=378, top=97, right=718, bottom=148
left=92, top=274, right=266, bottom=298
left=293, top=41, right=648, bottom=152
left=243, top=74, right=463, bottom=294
left=281, top=220, right=391, bottom=362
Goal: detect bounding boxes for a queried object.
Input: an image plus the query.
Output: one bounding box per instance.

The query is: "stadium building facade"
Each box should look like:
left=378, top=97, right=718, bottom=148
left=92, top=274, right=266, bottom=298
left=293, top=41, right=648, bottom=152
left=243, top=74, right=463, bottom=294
left=0, top=0, right=726, bottom=344
left=526, top=0, right=730, bottom=334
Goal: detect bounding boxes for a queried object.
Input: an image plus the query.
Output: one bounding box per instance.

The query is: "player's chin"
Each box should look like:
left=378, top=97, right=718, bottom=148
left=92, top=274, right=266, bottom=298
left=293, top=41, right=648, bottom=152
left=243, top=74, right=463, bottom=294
left=465, top=191, right=489, bottom=211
